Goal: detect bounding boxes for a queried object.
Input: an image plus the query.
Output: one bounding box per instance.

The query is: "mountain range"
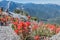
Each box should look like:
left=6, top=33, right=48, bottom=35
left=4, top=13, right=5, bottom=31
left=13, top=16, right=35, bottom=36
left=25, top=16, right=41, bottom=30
left=0, top=0, right=60, bottom=21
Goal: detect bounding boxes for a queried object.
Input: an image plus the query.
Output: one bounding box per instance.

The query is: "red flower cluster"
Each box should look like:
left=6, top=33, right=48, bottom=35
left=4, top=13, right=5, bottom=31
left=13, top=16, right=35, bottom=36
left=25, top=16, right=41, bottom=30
left=32, top=24, right=39, bottom=30
left=56, top=28, right=60, bottom=34
left=12, top=20, right=31, bottom=35
left=46, top=24, right=56, bottom=31
left=0, top=15, right=11, bottom=26
left=34, top=35, right=40, bottom=40
left=1, top=14, right=60, bottom=40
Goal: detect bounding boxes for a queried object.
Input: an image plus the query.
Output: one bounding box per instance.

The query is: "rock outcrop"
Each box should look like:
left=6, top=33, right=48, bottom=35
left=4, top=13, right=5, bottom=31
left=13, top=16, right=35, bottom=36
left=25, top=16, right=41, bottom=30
left=50, top=32, right=60, bottom=40
left=0, top=24, right=20, bottom=40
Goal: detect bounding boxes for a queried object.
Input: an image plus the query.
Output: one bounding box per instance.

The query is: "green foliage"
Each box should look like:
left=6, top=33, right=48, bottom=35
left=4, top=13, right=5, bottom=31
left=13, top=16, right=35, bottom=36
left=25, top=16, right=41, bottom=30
left=14, top=9, right=29, bottom=16
left=23, top=11, right=29, bottom=16
left=32, top=26, right=55, bottom=37
left=14, top=9, right=21, bottom=14
left=12, top=24, right=15, bottom=30
left=31, top=17, right=38, bottom=21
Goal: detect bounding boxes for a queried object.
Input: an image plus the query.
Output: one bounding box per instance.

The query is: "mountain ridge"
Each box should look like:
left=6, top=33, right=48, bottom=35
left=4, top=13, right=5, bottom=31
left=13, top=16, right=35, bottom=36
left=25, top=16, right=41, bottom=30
left=0, top=1, right=60, bottom=20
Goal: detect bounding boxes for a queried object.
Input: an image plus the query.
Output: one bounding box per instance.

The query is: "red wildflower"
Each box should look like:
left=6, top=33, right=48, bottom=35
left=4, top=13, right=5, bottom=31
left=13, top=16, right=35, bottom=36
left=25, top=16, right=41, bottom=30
left=19, top=21, right=25, bottom=26
left=13, top=21, right=18, bottom=26
left=14, top=29, right=19, bottom=34
left=11, top=18, right=14, bottom=21
left=17, top=21, right=26, bottom=30
left=56, top=28, right=60, bottom=33
left=5, top=17, right=8, bottom=21
left=32, top=25, right=38, bottom=30
left=1, top=18, right=6, bottom=22
left=34, top=35, right=40, bottom=40
left=47, top=25, right=56, bottom=31
left=17, top=24, right=22, bottom=30
left=27, top=15, right=31, bottom=19
left=25, top=21, right=31, bottom=27
left=19, top=30, right=23, bottom=33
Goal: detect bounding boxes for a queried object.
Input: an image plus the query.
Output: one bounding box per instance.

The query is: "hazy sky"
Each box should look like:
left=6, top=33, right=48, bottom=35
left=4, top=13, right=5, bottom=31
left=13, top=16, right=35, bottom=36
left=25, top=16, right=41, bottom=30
left=0, top=0, right=60, bottom=5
